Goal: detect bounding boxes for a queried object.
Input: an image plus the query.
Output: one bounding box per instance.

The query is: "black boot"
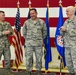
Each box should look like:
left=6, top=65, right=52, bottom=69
left=36, top=71, right=41, bottom=75
left=27, top=71, right=31, bottom=75
left=71, top=73, right=75, bottom=75
left=5, top=69, right=14, bottom=75
left=66, top=73, right=75, bottom=75
left=65, top=73, right=71, bottom=75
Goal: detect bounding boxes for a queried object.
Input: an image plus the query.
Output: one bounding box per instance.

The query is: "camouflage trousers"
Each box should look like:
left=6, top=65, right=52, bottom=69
left=0, top=45, right=11, bottom=69
left=25, top=46, right=43, bottom=71
left=65, top=46, right=76, bottom=74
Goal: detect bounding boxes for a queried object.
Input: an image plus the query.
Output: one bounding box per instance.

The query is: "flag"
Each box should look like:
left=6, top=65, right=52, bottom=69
left=27, top=10, right=31, bottom=19
left=0, top=0, right=73, bottom=48
left=0, top=0, right=72, bottom=69
left=44, top=0, right=52, bottom=70
left=12, top=2, right=23, bottom=68
left=24, top=0, right=32, bottom=48
left=27, top=0, right=32, bottom=19
left=75, top=4, right=76, bottom=15
left=55, top=5, right=66, bottom=67
left=75, top=10, right=76, bottom=15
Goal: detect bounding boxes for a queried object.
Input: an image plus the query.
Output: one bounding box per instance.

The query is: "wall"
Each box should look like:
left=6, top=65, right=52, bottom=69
left=0, top=0, right=75, bottom=70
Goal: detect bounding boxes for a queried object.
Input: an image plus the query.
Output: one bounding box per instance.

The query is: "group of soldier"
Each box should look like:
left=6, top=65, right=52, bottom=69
left=0, top=5, right=76, bottom=75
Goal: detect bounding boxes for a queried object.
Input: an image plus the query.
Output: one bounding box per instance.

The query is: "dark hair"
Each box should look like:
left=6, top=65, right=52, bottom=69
left=0, top=11, right=5, bottom=13
left=29, top=8, right=37, bottom=13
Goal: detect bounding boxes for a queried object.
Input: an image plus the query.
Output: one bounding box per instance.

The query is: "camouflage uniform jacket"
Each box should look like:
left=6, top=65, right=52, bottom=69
left=60, top=16, right=76, bottom=47
left=0, top=21, right=13, bottom=48
left=22, top=18, right=47, bottom=46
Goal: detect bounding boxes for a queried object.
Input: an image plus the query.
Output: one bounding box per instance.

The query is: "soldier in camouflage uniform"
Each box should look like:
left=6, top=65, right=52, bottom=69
left=60, top=6, right=76, bottom=75
left=0, top=11, right=13, bottom=75
left=22, top=8, right=47, bottom=75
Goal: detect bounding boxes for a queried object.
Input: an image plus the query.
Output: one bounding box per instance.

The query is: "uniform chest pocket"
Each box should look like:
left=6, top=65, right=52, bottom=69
left=72, top=22, right=76, bottom=29
left=0, top=25, right=3, bottom=31
left=27, top=24, right=33, bottom=30
left=67, top=23, right=74, bottom=29
left=36, top=25, right=42, bottom=30
left=3, top=24, right=9, bottom=30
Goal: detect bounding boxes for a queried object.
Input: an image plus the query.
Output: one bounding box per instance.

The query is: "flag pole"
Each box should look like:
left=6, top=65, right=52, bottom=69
left=75, top=0, right=76, bottom=8
left=75, top=0, right=76, bottom=15
left=44, top=0, right=49, bottom=74
left=60, top=58, right=62, bottom=75
left=15, top=0, right=20, bottom=71
left=27, top=0, right=32, bottom=19
left=28, top=0, right=32, bottom=8
left=75, top=0, right=76, bottom=3
left=44, top=1, right=49, bottom=74
left=44, top=0, right=56, bottom=75
left=17, top=0, right=20, bottom=8
left=59, top=1, right=62, bottom=75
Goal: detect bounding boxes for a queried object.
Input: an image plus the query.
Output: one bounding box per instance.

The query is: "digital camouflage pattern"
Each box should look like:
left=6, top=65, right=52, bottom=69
left=22, top=18, right=47, bottom=71
left=60, top=16, right=76, bottom=74
left=0, top=21, right=13, bottom=69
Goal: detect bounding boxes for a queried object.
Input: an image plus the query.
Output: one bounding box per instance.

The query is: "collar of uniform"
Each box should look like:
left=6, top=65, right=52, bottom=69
left=0, top=21, right=4, bottom=25
left=67, top=16, right=76, bottom=22
left=29, top=18, right=39, bottom=24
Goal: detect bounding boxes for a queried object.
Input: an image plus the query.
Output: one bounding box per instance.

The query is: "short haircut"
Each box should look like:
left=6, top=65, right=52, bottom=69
left=0, top=10, right=5, bottom=14
left=66, top=6, right=75, bottom=13
left=29, top=8, right=37, bottom=13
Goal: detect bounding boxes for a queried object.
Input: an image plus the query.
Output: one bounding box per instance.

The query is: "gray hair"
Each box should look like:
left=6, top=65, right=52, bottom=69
left=66, top=6, right=75, bottom=13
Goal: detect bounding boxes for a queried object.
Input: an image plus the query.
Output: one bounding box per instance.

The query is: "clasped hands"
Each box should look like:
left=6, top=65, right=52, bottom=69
left=3, top=30, right=10, bottom=35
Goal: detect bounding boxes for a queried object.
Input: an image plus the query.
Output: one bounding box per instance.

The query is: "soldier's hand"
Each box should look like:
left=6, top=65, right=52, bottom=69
left=42, top=43, right=44, bottom=47
left=42, top=40, right=44, bottom=47
left=60, top=26, right=66, bottom=31
left=3, top=30, right=10, bottom=35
